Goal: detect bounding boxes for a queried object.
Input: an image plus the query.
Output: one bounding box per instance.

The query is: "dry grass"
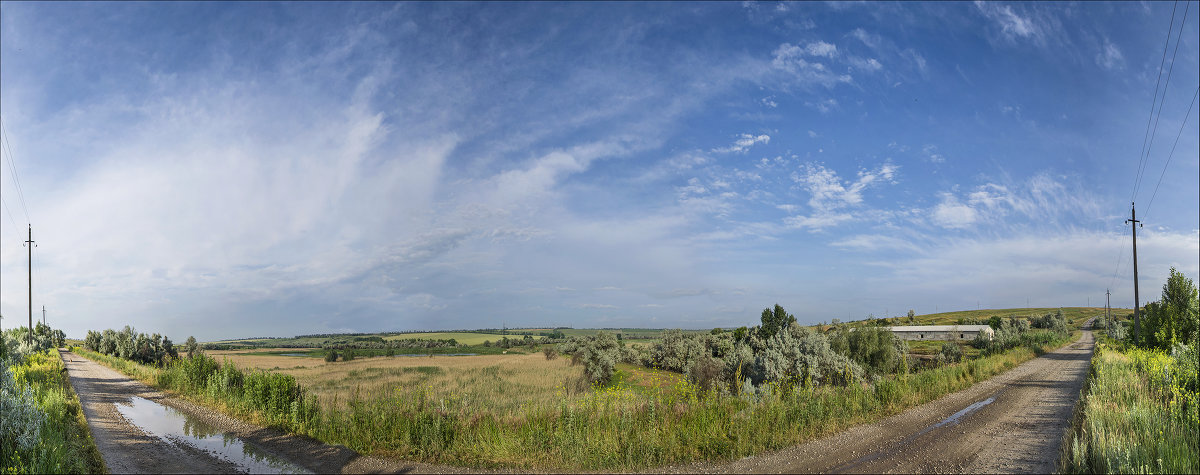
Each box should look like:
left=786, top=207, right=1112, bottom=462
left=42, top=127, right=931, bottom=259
left=211, top=350, right=584, bottom=412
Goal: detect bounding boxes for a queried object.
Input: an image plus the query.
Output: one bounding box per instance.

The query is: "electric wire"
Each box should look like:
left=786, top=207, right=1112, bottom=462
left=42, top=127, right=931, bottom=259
left=1134, top=1, right=1191, bottom=202
left=1, top=119, right=32, bottom=224
left=1132, top=0, right=1180, bottom=203
left=1143, top=86, right=1199, bottom=221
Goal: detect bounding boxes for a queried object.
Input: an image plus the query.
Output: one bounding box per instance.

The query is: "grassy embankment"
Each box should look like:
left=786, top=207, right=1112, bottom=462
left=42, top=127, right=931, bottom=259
left=1061, top=329, right=1198, bottom=473
left=76, top=325, right=1078, bottom=470
left=1, top=349, right=106, bottom=474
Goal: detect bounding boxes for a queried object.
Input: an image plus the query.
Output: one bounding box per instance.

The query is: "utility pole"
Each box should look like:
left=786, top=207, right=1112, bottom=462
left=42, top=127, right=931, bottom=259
left=1126, top=203, right=1142, bottom=344
left=42, top=306, right=46, bottom=326
left=23, top=225, right=34, bottom=342
left=1106, top=288, right=1111, bottom=322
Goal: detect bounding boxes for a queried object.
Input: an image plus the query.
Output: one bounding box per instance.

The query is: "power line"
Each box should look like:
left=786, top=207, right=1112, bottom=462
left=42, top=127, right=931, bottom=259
left=1, top=118, right=32, bottom=224
left=1134, top=0, right=1191, bottom=202
left=1143, top=86, right=1199, bottom=221
left=1132, top=1, right=1180, bottom=203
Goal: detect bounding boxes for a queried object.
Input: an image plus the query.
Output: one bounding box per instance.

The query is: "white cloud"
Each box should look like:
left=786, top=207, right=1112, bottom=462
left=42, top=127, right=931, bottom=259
left=849, top=28, right=882, bottom=50
left=578, top=303, right=618, bottom=309
left=1095, top=41, right=1124, bottom=70
left=808, top=130, right=819, bottom=138
left=932, top=193, right=978, bottom=229
left=922, top=144, right=946, bottom=163
left=848, top=57, right=883, bottom=72
left=783, top=162, right=898, bottom=231
left=805, top=98, right=839, bottom=113
left=771, top=42, right=853, bottom=88
left=974, top=2, right=1044, bottom=45
left=831, top=234, right=924, bottom=253
left=713, top=133, right=770, bottom=153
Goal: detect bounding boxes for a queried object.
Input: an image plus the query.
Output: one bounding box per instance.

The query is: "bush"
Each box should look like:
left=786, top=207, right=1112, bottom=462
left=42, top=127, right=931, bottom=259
left=324, top=348, right=339, bottom=362
left=829, top=326, right=906, bottom=377
left=543, top=348, right=558, bottom=360
left=579, top=331, right=620, bottom=384
left=343, top=348, right=355, bottom=361
left=938, top=341, right=963, bottom=364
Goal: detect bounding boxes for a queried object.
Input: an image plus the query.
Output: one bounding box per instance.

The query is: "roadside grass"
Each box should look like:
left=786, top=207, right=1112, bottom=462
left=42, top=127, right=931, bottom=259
left=1061, top=341, right=1198, bottom=474
left=76, top=329, right=1078, bottom=470
left=2, top=349, right=106, bottom=474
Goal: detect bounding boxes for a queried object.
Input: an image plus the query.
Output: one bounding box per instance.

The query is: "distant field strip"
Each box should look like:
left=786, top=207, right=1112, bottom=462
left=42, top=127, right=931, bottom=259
left=382, top=332, right=499, bottom=345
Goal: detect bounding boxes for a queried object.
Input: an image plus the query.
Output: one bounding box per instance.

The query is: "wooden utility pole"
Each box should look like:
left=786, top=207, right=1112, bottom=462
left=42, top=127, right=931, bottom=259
left=1126, top=203, right=1142, bottom=344
left=23, top=225, right=34, bottom=342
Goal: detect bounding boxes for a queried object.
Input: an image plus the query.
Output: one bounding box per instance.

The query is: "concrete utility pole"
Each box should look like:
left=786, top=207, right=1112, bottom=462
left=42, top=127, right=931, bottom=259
left=1126, top=203, right=1142, bottom=344
left=42, top=306, right=46, bottom=326
left=23, top=225, right=34, bottom=342
left=1106, top=289, right=1111, bottom=322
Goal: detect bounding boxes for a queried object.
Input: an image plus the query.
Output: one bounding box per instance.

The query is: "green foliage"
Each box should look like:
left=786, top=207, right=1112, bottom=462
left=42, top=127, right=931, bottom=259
left=828, top=326, right=907, bottom=377
left=543, top=347, right=558, bottom=360
left=2, top=337, right=105, bottom=474
left=938, top=341, right=963, bottom=364
left=759, top=304, right=796, bottom=340
left=987, top=316, right=1003, bottom=329
left=324, top=348, right=339, bottom=362
left=85, top=326, right=177, bottom=366
left=580, top=331, right=620, bottom=384
left=1137, top=267, right=1199, bottom=351
left=1063, top=344, right=1199, bottom=473
left=343, top=348, right=355, bottom=361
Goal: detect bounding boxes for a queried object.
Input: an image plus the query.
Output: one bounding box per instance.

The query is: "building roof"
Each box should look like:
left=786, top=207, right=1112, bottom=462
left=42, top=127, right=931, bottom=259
left=887, top=325, right=994, bottom=332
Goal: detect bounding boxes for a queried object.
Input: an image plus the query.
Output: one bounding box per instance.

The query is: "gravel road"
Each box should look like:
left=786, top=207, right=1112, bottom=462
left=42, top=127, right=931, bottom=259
left=660, top=326, right=1096, bottom=474
left=60, top=350, right=473, bottom=474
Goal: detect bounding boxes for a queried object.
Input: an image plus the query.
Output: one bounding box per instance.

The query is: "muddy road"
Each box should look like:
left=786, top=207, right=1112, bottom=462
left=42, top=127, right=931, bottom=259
left=60, top=350, right=470, bottom=474
left=664, top=327, right=1096, bottom=474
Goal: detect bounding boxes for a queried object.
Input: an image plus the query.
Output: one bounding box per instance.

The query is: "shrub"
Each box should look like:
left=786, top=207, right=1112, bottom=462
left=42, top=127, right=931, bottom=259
left=543, top=348, right=558, bottom=360
left=649, top=330, right=705, bottom=373
left=688, top=355, right=723, bottom=392
left=939, top=341, right=963, bottom=364
left=324, top=348, right=339, bottom=362
left=343, top=348, right=355, bottom=361
left=579, top=331, right=620, bottom=384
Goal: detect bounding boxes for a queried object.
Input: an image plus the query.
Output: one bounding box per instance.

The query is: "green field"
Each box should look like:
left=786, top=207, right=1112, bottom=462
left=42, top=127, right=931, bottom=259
left=382, top=332, right=500, bottom=345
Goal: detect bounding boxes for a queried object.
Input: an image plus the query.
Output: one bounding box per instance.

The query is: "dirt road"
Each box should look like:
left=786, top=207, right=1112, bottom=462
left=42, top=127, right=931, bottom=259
left=60, top=350, right=471, bottom=474
left=664, top=328, right=1096, bottom=474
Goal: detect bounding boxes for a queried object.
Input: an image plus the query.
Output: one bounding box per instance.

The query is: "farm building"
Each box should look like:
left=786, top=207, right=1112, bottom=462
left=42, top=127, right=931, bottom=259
left=887, top=325, right=994, bottom=341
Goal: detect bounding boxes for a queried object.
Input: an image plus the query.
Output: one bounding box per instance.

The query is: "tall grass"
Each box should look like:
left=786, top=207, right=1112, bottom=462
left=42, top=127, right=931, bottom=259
left=76, top=331, right=1076, bottom=470
left=2, top=349, right=106, bottom=474
left=1062, top=343, right=1199, bottom=474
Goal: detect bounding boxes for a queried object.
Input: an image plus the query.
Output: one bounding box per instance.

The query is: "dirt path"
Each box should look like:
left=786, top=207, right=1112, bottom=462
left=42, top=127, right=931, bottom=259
left=660, top=327, right=1096, bottom=474
left=60, top=350, right=474, bottom=474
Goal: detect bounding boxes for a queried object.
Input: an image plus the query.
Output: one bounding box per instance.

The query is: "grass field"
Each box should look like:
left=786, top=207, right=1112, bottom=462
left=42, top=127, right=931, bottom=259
left=382, top=332, right=499, bottom=345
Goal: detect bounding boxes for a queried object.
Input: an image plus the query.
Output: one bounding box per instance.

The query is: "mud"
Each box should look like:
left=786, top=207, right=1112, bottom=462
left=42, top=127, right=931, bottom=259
left=60, top=350, right=476, bottom=474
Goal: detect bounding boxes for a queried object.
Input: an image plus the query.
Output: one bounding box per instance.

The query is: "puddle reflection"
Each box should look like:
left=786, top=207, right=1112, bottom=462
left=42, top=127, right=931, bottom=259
left=116, top=396, right=309, bottom=474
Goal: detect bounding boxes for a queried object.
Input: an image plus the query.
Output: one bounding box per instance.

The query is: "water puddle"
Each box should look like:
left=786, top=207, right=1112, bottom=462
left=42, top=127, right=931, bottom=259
left=116, top=396, right=309, bottom=474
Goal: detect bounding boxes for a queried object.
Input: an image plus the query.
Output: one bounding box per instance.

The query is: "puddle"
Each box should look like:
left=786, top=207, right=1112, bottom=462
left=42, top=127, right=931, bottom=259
left=116, top=396, right=309, bottom=474
left=929, top=396, right=996, bottom=430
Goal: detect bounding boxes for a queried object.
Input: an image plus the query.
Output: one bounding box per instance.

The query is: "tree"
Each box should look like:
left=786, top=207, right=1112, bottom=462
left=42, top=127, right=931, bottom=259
left=1139, top=267, right=1199, bottom=350
left=760, top=304, right=797, bottom=340
left=184, top=336, right=199, bottom=358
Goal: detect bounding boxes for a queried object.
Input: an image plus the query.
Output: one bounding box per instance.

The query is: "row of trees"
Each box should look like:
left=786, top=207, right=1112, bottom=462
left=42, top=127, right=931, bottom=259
left=559, top=304, right=911, bottom=393
left=82, top=327, right=197, bottom=366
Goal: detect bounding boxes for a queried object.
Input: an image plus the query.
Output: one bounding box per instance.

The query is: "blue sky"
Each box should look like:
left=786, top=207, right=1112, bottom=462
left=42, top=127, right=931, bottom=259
left=2, top=2, right=1197, bottom=341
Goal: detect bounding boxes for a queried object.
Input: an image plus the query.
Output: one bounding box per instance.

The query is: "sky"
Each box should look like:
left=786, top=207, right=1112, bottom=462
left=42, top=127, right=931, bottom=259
left=1, top=1, right=1198, bottom=341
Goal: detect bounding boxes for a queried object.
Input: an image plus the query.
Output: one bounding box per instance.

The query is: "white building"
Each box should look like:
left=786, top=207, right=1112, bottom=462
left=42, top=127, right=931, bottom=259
left=887, top=325, right=994, bottom=341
